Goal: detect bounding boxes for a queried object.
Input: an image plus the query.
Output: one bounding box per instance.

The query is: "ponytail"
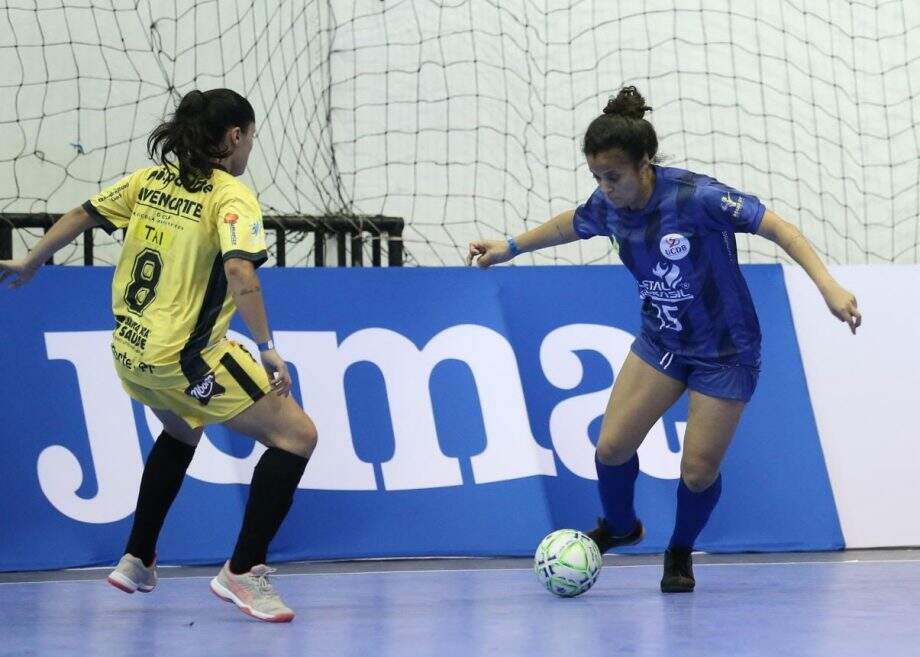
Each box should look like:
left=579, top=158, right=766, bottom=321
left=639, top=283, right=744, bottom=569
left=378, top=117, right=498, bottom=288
left=147, top=88, right=255, bottom=191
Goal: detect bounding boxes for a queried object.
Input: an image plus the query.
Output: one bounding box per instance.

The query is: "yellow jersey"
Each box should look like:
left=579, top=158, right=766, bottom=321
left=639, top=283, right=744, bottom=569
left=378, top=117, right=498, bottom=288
left=83, top=164, right=267, bottom=389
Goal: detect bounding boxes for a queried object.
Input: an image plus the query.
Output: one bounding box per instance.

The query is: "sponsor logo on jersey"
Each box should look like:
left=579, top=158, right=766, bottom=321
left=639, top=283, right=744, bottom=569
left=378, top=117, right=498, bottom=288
left=95, top=181, right=129, bottom=204
left=659, top=233, right=690, bottom=260
left=147, top=167, right=213, bottom=193
left=114, top=314, right=151, bottom=351
left=722, top=230, right=736, bottom=263
left=184, top=372, right=226, bottom=406
left=110, top=345, right=155, bottom=373
left=137, top=186, right=204, bottom=220
left=638, top=262, right=694, bottom=302
left=721, top=192, right=744, bottom=218
left=224, top=213, right=239, bottom=245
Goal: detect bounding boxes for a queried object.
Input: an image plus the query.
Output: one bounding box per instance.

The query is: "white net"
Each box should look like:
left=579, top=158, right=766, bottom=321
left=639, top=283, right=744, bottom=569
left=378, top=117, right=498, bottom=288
left=2, top=0, right=919, bottom=265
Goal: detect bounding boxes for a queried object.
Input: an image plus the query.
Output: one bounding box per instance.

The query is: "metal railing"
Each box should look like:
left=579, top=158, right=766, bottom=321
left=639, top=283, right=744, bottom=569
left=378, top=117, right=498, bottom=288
left=0, top=213, right=404, bottom=266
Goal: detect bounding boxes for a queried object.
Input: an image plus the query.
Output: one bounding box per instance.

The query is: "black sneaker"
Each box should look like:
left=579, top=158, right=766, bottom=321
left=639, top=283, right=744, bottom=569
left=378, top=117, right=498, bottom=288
left=585, top=517, right=644, bottom=553
left=660, top=548, right=695, bottom=593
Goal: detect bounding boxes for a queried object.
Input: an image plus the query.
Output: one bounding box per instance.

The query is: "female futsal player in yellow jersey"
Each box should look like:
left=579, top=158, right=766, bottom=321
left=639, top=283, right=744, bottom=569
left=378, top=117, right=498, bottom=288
left=0, top=89, right=313, bottom=623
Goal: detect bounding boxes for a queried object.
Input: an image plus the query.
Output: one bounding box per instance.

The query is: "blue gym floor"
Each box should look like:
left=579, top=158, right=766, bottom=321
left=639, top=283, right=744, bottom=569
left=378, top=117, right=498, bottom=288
left=3, top=551, right=918, bottom=657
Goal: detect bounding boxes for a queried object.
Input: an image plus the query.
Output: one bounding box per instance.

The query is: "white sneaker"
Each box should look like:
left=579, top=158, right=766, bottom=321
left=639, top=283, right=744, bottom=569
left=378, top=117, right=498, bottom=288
left=107, top=553, right=157, bottom=593
left=210, top=561, right=295, bottom=623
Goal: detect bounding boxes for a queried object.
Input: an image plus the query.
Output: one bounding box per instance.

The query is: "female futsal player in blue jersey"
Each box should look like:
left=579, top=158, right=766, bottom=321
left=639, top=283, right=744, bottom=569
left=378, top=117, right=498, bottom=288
left=468, top=86, right=861, bottom=593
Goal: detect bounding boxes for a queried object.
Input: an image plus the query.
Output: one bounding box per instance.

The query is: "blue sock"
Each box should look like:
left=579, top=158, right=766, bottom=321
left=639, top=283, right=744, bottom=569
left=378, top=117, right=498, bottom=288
left=668, top=474, right=722, bottom=551
left=595, top=453, right=639, bottom=535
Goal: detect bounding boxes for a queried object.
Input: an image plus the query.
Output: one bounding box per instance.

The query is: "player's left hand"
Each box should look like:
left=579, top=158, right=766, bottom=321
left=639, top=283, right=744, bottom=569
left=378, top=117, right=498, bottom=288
left=822, top=281, right=861, bottom=334
left=0, top=259, right=39, bottom=289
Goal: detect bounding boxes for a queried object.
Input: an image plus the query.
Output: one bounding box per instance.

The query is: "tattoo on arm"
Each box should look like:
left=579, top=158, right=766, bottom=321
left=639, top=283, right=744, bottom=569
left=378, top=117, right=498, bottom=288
left=238, top=285, right=261, bottom=297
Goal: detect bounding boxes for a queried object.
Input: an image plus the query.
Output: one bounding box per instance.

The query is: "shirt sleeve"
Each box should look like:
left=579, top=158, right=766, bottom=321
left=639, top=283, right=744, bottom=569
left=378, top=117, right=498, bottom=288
left=696, top=180, right=766, bottom=234
left=572, top=188, right=610, bottom=239
left=215, top=181, right=268, bottom=267
left=82, top=169, right=144, bottom=234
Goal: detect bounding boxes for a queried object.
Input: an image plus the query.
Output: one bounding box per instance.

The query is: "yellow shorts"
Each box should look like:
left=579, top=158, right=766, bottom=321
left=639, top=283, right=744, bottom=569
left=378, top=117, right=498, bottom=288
left=119, top=341, right=272, bottom=429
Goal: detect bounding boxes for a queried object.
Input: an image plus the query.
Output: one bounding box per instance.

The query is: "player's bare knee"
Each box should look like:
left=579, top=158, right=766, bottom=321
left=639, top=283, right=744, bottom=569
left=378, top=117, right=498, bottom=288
left=595, top=439, right=636, bottom=466
left=680, top=460, right=719, bottom=492
left=270, top=418, right=316, bottom=459
left=293, top=420, right=317, bottom=458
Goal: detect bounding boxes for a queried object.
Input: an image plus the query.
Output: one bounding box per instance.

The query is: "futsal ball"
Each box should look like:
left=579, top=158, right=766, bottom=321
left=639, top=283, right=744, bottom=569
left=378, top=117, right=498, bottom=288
left=534, top=529, right=603, bottom=597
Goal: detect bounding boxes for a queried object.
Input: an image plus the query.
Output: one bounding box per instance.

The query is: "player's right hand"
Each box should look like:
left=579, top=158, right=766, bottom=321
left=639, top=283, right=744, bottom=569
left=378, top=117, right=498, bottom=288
left=467, top=240, right=513, bottom=268
left=260, top=348, right=292, bottom=397
left=0, top=259, right=39, bottom=289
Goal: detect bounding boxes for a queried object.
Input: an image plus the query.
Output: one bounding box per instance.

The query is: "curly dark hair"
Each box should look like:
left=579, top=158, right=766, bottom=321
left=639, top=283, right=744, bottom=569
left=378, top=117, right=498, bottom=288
left=582, top=86, right=658, bottom=165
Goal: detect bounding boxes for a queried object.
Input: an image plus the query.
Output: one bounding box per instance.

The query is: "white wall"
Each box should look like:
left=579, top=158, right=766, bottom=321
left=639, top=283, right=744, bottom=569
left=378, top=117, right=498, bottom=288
left=3, top=1, right=920, bottom=265
left=784, top=265, right=920, bottom=547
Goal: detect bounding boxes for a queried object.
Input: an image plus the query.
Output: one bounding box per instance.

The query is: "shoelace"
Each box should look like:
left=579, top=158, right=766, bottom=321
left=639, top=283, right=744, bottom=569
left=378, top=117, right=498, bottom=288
left=248, top=568, right=279, bottom=595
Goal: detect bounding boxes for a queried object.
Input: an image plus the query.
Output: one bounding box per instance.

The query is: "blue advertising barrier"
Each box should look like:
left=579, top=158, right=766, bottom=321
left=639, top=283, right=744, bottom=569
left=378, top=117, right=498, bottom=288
left=0, top=265, right=842, bottom=571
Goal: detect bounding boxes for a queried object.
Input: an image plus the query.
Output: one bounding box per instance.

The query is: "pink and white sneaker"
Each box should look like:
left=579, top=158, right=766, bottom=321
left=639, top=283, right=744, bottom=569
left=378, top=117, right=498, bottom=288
left=107, top=554, right=157, bottom=593
left=210, top=561, right=295, bottom=623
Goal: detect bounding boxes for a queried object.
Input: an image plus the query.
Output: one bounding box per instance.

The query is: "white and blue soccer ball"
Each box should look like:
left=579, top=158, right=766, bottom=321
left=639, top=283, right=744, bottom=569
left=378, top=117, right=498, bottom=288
left=534, top=529, right=603, bottom=597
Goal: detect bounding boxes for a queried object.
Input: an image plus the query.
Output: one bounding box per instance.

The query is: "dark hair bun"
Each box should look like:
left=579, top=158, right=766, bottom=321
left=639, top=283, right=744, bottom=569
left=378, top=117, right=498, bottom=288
left=176, top=89, right=207, bottom=118
left=603, top=86, right=652, bottom=120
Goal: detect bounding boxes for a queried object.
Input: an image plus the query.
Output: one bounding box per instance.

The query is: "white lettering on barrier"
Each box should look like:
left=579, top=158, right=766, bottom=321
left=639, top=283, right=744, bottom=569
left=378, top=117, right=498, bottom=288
left=38, top=332, right=144, bottom=523
left=281, top=324, right=556, bottom=490
left=337, top=328, right=464, bottom=490
left=144, top=407, right=268, bottom=485
left=540, top=324, right=683, bottom=480
left=279, top=331, right=379, bottom=490
left=36, top=325, right=681, bottom=522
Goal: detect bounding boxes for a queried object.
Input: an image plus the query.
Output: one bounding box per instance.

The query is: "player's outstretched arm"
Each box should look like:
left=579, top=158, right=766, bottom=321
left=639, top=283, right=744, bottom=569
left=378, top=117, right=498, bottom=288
left=757, top=209, right=862, bottom=334
left=224, top=257, right=291, bottom=397
left=0, top=206, right=98, bottom=288
left=467, top=209, right=579, bottom=268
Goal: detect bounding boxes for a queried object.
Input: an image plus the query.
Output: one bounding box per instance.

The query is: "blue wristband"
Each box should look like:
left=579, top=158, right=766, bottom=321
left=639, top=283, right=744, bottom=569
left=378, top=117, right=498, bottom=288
left=257, top=338, right=275, bottom=352
left=506, top=237, right=521, bottom=257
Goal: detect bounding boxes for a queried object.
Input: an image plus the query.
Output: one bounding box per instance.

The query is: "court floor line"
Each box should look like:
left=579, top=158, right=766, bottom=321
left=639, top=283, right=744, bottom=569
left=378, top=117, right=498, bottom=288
left=3, top=556, right=919, bottom=585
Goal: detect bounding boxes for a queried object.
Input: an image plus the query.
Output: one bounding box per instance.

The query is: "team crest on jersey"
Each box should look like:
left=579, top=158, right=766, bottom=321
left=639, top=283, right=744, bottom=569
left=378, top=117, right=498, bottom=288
left=659, top=233, right=690, bottom=260
left=184, top=373, right=226, bottom=406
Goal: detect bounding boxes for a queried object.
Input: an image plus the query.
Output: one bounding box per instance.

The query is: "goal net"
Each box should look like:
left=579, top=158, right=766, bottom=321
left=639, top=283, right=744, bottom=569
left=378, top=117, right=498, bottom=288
left=2, top=1, right=918, bottom=265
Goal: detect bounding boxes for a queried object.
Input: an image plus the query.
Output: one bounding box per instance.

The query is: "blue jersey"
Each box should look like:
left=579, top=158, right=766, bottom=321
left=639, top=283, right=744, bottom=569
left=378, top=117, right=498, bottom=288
left=573, top=165, right=765, bottom=359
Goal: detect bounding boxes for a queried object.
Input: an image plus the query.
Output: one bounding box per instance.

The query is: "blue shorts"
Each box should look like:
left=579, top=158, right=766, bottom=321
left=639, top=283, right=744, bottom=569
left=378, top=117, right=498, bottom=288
left=630, top=332, right=761, bottom=402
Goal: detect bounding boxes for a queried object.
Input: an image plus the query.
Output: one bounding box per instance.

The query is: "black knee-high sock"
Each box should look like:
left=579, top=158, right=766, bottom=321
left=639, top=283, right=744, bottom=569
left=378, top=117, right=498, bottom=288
left=125, top=432, right=196, bottom=566
left=230, top=447, right=308, bottom=574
